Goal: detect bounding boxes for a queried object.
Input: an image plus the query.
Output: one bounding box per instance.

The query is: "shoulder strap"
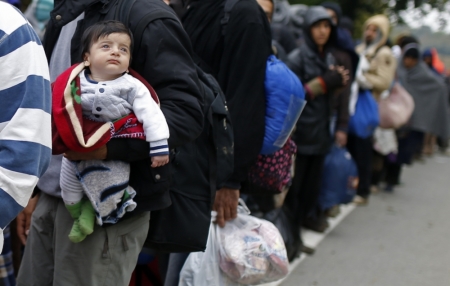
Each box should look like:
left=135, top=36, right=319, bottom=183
left=220, top=0, right=240, bottom=36
left=115, top=0, right=136, bottom=27
left=114, top=1, right=179, bottom=50
left=133, top=9, right=180, bottom=51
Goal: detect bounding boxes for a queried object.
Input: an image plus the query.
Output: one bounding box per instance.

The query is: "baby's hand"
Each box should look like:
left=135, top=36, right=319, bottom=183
left=151, top=155, right=169, bottom=168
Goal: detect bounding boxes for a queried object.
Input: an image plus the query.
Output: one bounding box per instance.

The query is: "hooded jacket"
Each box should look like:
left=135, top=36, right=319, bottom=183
left=320, top=2, right=354, bottom=132
left=42, top=0, right=204, bottom=212
left=287, top=6, right=340, bottom=155
left=356, top=15, right=396, bottom=100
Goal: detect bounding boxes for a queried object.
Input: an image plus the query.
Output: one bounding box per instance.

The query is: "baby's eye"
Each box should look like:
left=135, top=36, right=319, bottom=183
left=120, top=48, right=128, bottom=53
left=102, top=44, right=110, bottom=49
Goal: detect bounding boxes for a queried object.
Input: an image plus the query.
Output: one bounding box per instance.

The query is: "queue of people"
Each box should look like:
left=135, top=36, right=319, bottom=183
left=0, top=0, right=449, bottom=285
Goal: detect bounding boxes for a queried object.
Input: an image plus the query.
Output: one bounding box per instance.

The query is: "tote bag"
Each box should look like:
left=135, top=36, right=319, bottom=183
left=379, top=82, right=415, bottom=129
left=349, top=89, right=380, bottom=138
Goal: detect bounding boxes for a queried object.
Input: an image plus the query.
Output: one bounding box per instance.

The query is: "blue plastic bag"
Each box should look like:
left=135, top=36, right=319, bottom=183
left=262, top=55, right=306, bottom=155
left=318, top=145, right=358, bottom=211
left=349, top=89, right=379, bottom=138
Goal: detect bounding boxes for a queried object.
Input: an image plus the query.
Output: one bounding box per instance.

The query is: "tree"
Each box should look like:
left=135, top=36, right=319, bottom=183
left=288, top=0, right=450, bottom=36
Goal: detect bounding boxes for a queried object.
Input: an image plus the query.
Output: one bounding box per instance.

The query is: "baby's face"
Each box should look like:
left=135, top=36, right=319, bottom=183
left=85, top=33, right=131, bottom=81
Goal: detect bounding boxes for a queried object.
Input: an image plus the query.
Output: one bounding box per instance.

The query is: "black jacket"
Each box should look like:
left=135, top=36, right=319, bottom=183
left=181, top=0, right=272, bottom=188
left=286, top=7, right=338, bottom=155
left=44, top=0, right=203, bottom=212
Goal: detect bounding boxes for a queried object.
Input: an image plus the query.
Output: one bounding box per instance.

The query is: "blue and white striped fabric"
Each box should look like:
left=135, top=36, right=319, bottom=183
left=0, top=2, right=52, bottom=245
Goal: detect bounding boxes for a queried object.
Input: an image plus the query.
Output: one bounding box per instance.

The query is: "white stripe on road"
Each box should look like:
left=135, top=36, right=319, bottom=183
left=262, top=203, right=356, bottom=286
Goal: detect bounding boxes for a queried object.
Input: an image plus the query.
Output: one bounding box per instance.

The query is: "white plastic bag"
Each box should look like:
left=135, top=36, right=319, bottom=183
left=179, top=202, right=289, bottom=286
left=0, top=228, right=3, bottom=253
left=179, top=215, right=231, bottom=286
left=217, top=201, right=289, bottom=285
left=373, top=127, right=398, bottom=155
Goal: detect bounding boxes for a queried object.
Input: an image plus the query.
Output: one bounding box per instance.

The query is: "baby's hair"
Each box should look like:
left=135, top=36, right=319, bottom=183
left=81, top=20, right=134, bottom=62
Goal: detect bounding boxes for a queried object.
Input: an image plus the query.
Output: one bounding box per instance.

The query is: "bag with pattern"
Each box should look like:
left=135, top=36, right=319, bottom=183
left=243, top=138, right=297, bottom=194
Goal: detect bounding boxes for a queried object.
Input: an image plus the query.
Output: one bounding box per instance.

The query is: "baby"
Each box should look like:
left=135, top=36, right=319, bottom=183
left=55, top=20, right=170, bottom=243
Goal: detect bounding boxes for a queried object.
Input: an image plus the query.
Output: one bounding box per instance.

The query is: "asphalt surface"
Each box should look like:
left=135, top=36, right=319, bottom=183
left=282, top=154, right=450, bottom=286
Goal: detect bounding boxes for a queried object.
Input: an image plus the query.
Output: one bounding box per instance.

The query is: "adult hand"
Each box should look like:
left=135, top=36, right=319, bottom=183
left=213, top=188, right=240, bottom=228
left=335, top=65, right=350, bottom=86
left=322, top=66, right=344, bottom=90
left=335, top=130, right=348, bottom=147
left=64, top=146, right=107, bottom=161
left=17, top=194, right=40, bottom=245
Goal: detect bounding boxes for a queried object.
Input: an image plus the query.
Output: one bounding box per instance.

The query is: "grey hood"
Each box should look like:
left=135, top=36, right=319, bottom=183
left=303, top=6, right=336, bottom=52
left=303, top=6, right=334, bottom=28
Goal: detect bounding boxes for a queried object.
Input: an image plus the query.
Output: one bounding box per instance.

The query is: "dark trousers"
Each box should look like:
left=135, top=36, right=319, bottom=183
left=285, top=153, right=325, bottom=242
left=371, top=151, right=385, bottom=186
left=385, top=162, right=402, bottom=186
left=347, top=135, right=373, bottom=198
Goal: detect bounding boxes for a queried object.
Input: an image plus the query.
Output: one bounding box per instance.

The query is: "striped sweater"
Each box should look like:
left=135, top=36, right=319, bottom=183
left=0, top=3, right=52, bottom=240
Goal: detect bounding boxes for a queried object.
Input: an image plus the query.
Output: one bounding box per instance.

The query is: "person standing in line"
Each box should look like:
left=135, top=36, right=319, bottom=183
left=16, top=0, right=203, bottom=285
left=349, top=15, right=396, bottom=204
left=178, top=0, right=272, bottom=232
left=159, top=0, right=272, bottom=284
left=0, top=1, right=52, bottom=282
left=386, top=42, right=450, bottom=192
left=286, top=6, right=349, bottom=260
left=313, top=1, right=354, bottom=219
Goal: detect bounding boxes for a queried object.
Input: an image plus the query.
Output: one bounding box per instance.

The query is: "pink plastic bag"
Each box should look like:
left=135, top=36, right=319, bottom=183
left=379, top=82, right=415, bottom=129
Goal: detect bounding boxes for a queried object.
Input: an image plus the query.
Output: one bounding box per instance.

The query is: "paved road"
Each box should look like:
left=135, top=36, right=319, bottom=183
left=282, top=154, right=450, bottom=286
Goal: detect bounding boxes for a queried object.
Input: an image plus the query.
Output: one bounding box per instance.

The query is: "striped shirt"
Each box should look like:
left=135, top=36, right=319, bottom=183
left=0, top=2, right=52, bottom=236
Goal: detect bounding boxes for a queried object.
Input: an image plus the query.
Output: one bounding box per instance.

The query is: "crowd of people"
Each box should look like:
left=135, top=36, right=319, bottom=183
left=0, top=0, right=449, bottom=285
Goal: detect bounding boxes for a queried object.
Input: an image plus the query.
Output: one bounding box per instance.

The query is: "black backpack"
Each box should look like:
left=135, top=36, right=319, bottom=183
left=110, top=0, right=234, bottom=252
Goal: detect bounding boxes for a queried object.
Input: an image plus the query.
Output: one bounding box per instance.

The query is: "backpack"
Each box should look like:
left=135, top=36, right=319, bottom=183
left=111, top=0, right=234, bottom=252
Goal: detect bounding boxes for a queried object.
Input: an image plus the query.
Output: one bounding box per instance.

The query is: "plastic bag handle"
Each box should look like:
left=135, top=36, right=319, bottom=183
left=238, top=198, right=251, bottom=215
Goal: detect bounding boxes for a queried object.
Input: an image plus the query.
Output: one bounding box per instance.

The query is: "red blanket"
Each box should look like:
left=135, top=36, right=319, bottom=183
left=52, top=63, right=158, bottom=155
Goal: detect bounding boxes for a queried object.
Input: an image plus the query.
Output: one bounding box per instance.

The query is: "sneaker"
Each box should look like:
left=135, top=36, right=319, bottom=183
left=353, top=195, right=368, bottom=206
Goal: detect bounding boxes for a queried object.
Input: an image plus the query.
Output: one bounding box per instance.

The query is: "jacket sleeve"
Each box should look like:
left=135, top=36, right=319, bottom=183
left=131, top=78, right=170, bottom=156
left=0, top=11, right=52, bottom=231
left=287, top=49, right=331, bottom=99
left=363, top=47, right=396, bottom=95
left=334, top=50, right=353, bottom=133
left=107, top=15, right=203, bottom=161
left=218, top=4, right=272, bottom=188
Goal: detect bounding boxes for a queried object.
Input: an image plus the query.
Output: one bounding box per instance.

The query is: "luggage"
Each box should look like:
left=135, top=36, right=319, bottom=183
left=262, top=55, right=306, bottom=155
left=318, top=145, right=358, bottom=211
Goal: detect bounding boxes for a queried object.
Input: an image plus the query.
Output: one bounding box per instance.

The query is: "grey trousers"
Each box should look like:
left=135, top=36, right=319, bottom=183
left=17, top=193, right=150, bottom=286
